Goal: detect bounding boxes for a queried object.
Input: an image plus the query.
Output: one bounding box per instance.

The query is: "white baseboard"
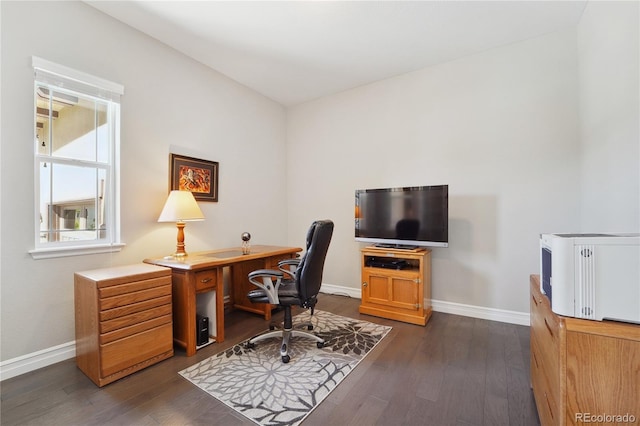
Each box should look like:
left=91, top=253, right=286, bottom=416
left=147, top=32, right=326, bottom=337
left=320, top=283, right=362, bottom=299
left=1, top=283, right=529, bottom=381
left=430, top=299, right=530, bottom=326
left=0, top=341, right=75, bottom=382
left=321, top=282, right=530, bottom=326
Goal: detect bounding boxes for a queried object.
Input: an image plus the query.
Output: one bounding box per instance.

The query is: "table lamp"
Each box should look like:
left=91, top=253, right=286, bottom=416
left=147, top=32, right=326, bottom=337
left=158, top=190, right=205, bottom=257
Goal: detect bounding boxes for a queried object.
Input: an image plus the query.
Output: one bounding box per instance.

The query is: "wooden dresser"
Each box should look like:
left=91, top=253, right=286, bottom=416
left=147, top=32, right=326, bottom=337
left=529, top=275, right=640, bottom=425
left=74, top=264, right=174, bottom=387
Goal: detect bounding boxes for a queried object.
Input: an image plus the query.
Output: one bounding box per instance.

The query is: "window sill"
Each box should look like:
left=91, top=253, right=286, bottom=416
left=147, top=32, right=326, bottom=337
left=29, top=243, right=126, bottom=260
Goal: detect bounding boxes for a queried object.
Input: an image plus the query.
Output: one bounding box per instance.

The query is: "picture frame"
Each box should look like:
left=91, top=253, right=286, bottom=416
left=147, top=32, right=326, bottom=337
left=169, top=154, right=219, bottom=202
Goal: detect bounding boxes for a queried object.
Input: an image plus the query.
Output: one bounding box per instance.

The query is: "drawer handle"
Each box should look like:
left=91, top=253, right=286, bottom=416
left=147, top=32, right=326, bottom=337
left=531, top=294, right=538, bottom=306
left=200, top=278, right=212, bottom=283
left=544, top=318, right=554, bottom=338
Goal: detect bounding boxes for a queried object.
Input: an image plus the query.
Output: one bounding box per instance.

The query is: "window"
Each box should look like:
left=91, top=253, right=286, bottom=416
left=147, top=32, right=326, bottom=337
left=29, top=57, right=124, bottom=259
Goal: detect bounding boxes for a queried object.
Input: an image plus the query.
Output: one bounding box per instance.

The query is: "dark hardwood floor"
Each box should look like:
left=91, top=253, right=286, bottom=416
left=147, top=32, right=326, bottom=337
left=1, top=294, right=540, bottom=425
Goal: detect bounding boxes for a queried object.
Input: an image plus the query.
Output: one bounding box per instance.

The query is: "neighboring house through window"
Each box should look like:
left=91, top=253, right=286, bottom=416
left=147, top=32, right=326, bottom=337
left=29, top=57, right=124, bottom=259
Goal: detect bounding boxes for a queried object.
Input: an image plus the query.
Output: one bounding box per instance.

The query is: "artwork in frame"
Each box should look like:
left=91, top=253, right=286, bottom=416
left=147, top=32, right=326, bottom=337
left=170, top=154, right=219, bottom=202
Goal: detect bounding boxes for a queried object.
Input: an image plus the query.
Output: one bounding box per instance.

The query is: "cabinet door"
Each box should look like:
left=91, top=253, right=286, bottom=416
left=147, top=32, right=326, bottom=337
left=389, top=276, right=421, bottom=311
left=363, top=270, right=421, bottom=312
left=362, top=271, right=390, bottom=305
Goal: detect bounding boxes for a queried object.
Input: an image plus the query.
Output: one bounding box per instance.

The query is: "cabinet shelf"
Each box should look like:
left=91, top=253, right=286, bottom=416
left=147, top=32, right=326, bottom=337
left=195, top=337, right=216, bottom=350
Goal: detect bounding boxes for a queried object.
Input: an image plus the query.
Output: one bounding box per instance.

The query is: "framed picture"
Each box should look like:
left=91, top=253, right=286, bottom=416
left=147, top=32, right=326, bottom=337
left=169, top=154, right=218, bottom=202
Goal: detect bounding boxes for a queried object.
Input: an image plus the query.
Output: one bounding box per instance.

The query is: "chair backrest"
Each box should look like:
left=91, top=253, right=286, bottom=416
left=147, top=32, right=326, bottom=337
left=296, top=220, right=334, bottom=306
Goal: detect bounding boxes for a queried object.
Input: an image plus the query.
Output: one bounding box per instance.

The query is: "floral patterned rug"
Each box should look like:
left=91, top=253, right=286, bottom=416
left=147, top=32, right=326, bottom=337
left=179, top=310, right=392, bottom=426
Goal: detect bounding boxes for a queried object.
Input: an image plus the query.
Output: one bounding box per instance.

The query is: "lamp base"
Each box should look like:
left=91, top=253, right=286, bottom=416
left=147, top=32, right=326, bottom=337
left=174, top=221, right=188, bottom=257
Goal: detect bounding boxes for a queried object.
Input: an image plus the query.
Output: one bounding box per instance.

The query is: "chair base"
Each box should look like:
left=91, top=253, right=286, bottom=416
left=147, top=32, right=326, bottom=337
left=247, top=325, right=324, bottom=363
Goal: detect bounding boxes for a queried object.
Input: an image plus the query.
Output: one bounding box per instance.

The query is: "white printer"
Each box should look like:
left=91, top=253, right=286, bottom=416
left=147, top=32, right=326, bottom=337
left=540, top=233, right=640, bottom=324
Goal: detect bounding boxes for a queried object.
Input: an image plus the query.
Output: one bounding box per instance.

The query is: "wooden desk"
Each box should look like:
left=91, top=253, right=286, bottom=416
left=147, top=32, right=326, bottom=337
left=144, top=245, right=301, bottom=356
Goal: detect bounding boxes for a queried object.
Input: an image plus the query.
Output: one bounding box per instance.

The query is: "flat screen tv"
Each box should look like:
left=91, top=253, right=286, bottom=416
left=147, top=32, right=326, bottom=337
left=355, top=185, right=448, bottom=248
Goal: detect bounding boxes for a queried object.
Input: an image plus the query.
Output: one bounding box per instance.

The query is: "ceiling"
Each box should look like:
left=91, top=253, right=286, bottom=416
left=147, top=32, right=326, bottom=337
left=85, top=1, right=587, bottom=107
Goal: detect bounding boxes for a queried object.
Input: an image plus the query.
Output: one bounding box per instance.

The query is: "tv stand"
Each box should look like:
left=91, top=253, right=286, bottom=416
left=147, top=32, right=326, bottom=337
left=359, top=246, right=432, bottom=325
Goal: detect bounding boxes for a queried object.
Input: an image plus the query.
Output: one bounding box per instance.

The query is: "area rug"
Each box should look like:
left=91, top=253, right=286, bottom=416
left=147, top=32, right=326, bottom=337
left=179, top=310, right=392, bottom=426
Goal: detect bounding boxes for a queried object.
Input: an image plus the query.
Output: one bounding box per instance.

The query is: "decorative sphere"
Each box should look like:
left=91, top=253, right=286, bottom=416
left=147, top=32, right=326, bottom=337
left=241, top=232, right=251, bottom=242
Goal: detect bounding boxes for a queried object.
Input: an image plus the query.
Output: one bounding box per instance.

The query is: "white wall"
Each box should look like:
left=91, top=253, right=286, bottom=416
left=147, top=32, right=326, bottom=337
left=578, top=1, right=640, bottom=231
left=0, top=1, right=287, bottom=363
left=286, top=29, right=582, bottom=315
left=285, top=1, right=640, bottom=317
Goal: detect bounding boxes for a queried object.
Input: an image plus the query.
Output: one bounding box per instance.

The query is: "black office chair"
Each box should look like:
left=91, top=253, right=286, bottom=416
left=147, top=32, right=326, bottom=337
left=245, top=220, right=334, bottom=363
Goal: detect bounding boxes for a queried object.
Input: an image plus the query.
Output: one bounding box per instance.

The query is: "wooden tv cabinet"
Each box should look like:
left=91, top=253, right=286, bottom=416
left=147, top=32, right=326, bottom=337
left=359, top=246, right=432, bottom=325
left=529, top=275, right=640, bottom=425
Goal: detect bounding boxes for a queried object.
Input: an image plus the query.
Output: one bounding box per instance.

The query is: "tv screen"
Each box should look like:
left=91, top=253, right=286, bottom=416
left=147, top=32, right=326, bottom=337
left=355, top=185, right=448, bottom=248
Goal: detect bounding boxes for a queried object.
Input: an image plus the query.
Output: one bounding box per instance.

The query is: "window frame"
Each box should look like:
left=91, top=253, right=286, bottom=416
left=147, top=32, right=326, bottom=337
left=29, top=57, right=125, bottom=260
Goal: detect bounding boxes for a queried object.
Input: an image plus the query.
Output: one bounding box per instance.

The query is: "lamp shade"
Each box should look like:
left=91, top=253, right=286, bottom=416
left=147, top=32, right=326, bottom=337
left=158, top=190, right=205, bottom=222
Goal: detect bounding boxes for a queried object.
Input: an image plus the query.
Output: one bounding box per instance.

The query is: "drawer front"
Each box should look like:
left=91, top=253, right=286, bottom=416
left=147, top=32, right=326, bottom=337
left=100, top=285, right=171, bottom=311
left=98, top=276, right=170, bottom=299
left=100, top=295, right=172, bottom=321
left=530, top=284, right=562, bottom=423
left=100, top=313, right=172, bottom=345
left=531, top=297, right=561, bottom=402
left=100, top=323, right=173, bottom=378
left=195, top=270, right=218, bottom=292
left=530, top=338, right=559, bottom=426
left=266, top=254, right=295, bottom=270
left=100, top=303, right=172, bottom=334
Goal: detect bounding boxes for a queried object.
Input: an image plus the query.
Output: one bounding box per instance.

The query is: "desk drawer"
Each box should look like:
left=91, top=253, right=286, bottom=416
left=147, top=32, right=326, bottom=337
left=100, top=313, right=172, bottom=344
left=100, top=295, right=172, bottom=321
left=100, top=303, right=172, bottom=334
left=531, top=299, right=561, bottom=399
left=531, top=337, right=559, bottom=426
left=195, top=270, right=218, bottom=291
left=530, top=281, right=563, bottom=426
left=100, top=285, right=171, bottom=310
left=100, top=322, right=173, bottom=377
left=266, top=254, right=296, bottom=269
left=98, top=276, right=170, bottom=298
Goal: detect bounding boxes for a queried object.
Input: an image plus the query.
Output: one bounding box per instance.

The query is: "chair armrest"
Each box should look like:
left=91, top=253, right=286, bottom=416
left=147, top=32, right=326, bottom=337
left=278, top=259, right=300, bottom=278
left=278, top=259, right=300, bottom=267
left=248, top=269, right=284, bottom=304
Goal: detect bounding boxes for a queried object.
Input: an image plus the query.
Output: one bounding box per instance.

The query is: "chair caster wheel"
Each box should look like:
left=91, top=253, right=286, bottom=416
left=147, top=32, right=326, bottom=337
left=269, top=325, right=276, bottom=331
left=282, top=355, right=290, bottom=363
left=246, top=341, right=255, bottom=349
left=307, top=325, right=314, bottom=331
left=317, top=342, right=324, bottom=349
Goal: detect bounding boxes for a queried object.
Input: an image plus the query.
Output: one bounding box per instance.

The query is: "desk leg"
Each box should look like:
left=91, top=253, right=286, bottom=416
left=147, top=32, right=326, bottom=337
left=215, top=268, right=224, bottom=342
left=171, top=270, right=197, bottom=356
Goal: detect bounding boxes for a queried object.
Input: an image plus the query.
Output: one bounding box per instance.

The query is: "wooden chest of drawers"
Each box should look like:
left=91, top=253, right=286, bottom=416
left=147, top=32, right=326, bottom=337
left=75, top=264, right=174, bottom=387
left=530, top=275, right=640, bottom=425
